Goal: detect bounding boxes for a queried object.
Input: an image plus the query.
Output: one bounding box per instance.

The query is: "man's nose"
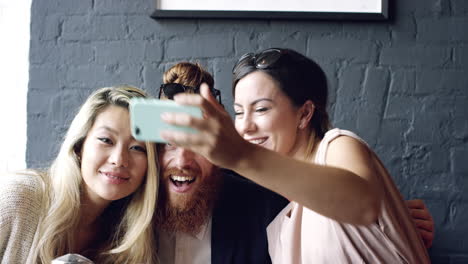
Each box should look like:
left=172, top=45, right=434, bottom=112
left=174, top=147, right=196, bottom=168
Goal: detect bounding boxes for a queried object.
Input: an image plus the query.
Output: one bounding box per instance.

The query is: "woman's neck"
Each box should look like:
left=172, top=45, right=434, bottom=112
left=74, top=189, right=111, bottom=254
left=79, top=189, right=110, bottom=228
left=289, top=129, right=319, bottom=161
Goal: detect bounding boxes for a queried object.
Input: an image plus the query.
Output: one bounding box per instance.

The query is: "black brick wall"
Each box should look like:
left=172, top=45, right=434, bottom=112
left=29, top=0, right=468, bottom=261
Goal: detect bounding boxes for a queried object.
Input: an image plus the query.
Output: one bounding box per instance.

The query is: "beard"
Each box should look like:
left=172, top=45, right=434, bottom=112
left=155, top=167, right=222, bottom=235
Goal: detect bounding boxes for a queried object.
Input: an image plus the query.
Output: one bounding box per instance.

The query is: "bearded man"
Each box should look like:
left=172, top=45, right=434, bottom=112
left=154, top=62, right=288, bottom=264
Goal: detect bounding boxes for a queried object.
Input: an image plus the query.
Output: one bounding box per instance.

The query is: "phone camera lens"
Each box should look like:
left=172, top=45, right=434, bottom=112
left=135, top=127, right=140, bottom=135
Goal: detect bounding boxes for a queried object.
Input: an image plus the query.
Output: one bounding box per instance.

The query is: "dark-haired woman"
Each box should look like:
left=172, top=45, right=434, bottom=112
left=161, top=49, right=430, bottom=263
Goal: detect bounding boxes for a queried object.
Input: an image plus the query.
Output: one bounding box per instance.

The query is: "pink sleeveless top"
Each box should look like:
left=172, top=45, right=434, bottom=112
left=266, top=128, right=430, bottom=264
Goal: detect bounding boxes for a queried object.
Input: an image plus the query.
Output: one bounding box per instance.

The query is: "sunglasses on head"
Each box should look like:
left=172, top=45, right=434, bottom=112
left=158, top=83, right=222, bottom=104
left=232, top=48, right=283, bottom=73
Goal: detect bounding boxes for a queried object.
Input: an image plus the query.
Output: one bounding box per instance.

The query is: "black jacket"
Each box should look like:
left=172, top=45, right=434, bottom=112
left=211, top=170, right=289, bottom=264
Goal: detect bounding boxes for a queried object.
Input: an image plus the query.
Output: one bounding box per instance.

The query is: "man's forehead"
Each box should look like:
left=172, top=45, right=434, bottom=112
left=159, top=145, right=214, bottom=165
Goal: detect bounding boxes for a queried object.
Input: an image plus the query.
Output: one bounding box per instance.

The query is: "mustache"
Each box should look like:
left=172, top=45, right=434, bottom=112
left=162, top=167, right=201, bottom=178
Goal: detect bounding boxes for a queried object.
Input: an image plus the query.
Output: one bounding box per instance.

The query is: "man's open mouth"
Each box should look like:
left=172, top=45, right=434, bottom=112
left=170, top=175, right=196, bottom=187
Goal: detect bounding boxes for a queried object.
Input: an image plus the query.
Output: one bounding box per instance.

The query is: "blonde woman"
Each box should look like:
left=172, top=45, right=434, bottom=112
left=0, top=86, right=159, bottom=263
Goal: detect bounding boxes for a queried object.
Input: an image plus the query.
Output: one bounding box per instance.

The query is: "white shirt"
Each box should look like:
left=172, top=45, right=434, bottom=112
left=158, top=217, right=212, bottom=264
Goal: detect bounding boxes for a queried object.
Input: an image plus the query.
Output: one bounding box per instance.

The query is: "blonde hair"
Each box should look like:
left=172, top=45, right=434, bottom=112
left=32, top=86, right=159, bottom=263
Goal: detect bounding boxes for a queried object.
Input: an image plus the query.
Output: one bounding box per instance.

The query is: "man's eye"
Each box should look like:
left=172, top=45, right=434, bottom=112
left=164, top=143, right=176, bottom=151
left=234, top=111, right=244, bottom=116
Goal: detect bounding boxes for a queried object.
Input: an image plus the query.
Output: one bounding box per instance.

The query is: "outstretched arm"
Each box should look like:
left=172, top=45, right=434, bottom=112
left=407, top=199, right=434, bottom=248
left=160, top=84, right=380, bottom=226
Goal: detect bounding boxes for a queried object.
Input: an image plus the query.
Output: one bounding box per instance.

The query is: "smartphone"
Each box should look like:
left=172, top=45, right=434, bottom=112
left=129, top=98, right=203, bottom=143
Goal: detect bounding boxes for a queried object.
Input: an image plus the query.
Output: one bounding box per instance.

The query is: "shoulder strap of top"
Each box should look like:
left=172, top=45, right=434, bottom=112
left=314, top=128, right=369, bottom=165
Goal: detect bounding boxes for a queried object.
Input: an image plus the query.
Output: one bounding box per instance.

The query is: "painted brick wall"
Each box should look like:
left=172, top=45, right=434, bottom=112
left=29, top=0, right=468, bottom=261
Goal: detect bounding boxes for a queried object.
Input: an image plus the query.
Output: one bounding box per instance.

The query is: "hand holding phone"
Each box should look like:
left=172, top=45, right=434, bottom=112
left=129, top=98, right=202, bottom=143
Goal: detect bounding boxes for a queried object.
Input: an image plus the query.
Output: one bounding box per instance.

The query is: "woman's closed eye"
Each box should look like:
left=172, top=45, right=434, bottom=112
left=233, top=106, right=244, bottom=117
left=98, top=137, right=113, bottom=145
left=234, top=110, right=244, bottom=117
left=255, top=107, right=269, bottom=113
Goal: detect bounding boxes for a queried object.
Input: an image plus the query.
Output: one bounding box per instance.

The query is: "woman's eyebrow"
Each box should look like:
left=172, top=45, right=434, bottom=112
left=234, top=98, right=274, bottom=107
left=95, top=125, right=119, bottom=134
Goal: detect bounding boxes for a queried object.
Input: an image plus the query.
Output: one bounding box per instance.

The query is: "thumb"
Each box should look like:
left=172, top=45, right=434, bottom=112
left=200, top=83, right=224, bottom=112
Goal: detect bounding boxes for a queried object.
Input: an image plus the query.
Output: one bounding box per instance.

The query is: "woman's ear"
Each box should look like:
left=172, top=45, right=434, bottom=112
left=73, top=141, right=83, bottom=164
left=298, top=100, right=315, bottom=129
left=75, top=151, right=82, bottom=164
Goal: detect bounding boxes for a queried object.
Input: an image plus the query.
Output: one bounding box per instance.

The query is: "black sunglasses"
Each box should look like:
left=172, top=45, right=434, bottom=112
left=158, top=83, right=222, bottom=104
left=232, top=48, right=283, bottom=73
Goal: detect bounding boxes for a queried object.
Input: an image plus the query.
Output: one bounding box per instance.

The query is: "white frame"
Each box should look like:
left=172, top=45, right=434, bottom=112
left=0, top=0, right=29, bottom=171
left=152, top=0, right=389, bottom=20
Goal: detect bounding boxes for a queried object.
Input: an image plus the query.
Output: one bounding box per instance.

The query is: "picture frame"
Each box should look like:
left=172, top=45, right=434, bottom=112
left=151, top=0, right=389, bottom=21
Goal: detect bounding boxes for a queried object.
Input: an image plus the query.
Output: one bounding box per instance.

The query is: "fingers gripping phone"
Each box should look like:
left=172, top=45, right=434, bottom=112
left=129, top=98, right=203, bottom=143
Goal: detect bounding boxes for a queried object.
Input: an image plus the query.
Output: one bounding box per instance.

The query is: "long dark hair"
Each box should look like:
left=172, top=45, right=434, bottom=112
left=232, top=48, right=331, bottom=139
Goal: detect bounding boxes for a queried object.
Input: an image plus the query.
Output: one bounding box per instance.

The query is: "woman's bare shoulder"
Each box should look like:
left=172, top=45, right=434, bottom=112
left=326, top=135, right=372, bottom=162
left=325, top=134, right=381, bottom=184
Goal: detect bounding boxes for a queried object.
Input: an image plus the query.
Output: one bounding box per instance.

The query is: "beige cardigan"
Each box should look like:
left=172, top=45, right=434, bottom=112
left=267, top=129, right=430, bottom=264
left=0, top=173, right=44, bottom=264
